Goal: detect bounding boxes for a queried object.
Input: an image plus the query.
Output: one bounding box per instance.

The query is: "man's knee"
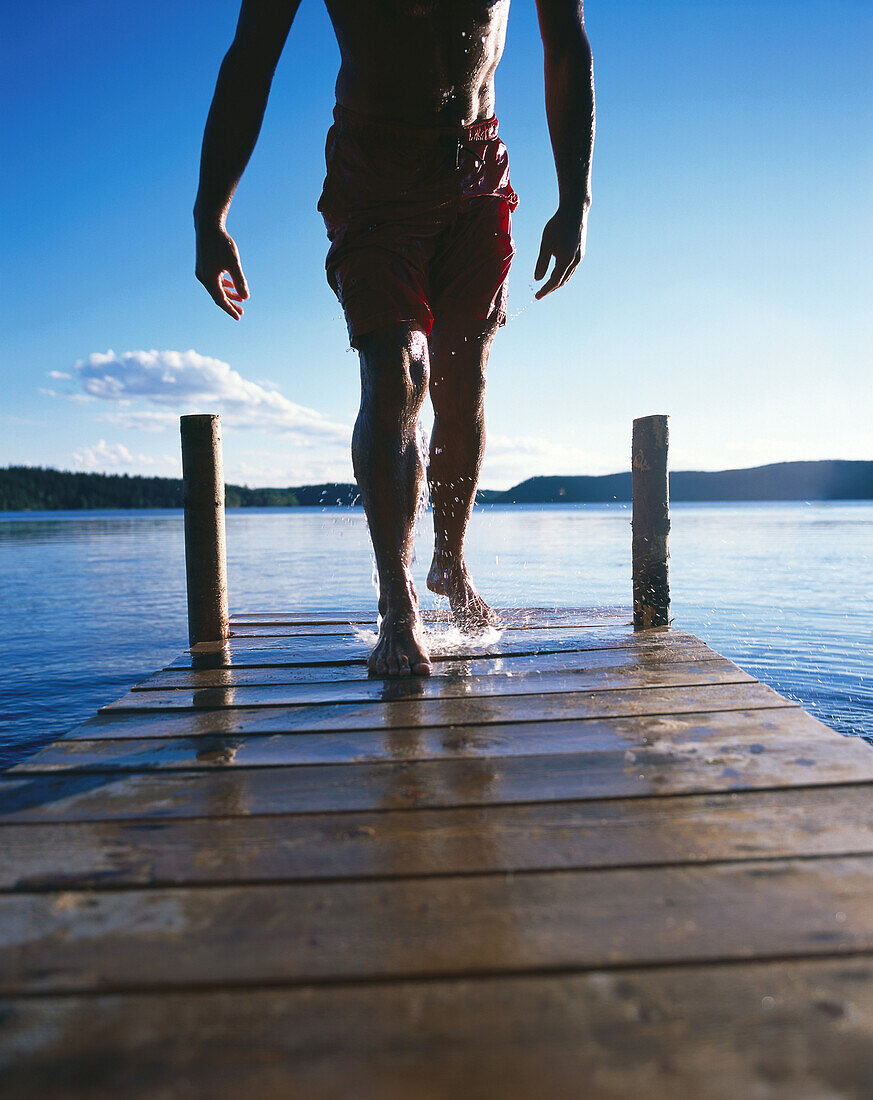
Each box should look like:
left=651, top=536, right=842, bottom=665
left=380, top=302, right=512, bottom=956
left=358, top=323, right=429, bottom=419
left=429, top=322, right=496, bottom=412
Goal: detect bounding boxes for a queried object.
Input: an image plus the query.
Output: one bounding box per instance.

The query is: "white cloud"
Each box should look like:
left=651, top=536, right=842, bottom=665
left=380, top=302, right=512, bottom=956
left=54, top=349, right=618, bottom=490
left=226, top=451, right=355, bottom=487
left=72, top=439, right=178, bottom=473
left=70, top=349, right=351, bottom=442
left=480, top=433, right=618, bottom=490
left=100, top=409, right=179, bottom=432
left=47, top=370, right=71, bottom=380
left=39, top=387, right=94, bottom=402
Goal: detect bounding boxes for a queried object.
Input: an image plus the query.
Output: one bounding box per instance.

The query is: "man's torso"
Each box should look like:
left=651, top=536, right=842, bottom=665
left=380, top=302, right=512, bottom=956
left=323, top=0, right=511, bottom=125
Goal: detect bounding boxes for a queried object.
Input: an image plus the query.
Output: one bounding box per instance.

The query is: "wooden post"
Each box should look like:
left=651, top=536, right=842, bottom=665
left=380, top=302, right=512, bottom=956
left=180, top=414, right=229, bottom=647
left=632, top=414, right=670, bottom=630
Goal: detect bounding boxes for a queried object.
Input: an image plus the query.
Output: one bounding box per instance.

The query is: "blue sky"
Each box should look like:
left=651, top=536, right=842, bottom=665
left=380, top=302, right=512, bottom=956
left=2, top=0, right=871, bottom=488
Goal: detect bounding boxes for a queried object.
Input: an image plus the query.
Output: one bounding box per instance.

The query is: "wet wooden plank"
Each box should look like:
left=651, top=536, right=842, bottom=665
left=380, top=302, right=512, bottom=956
left=4, top=957, right=871, bottom=1099
left=4, top=712, right=871, bottom=823
left=13, top=708, right=829, bottom=774
left=228, top=607, right=632, bottom=628
left=3, top=606, right=867, bottom=1093
left=157, top=627, right=697, bottom=678
left=175, top=623, right=649, bottom=671
left=134, top=632, right=708, bottom=690
left=5, top=855, right=873, bottom=995
left=230, top=610, right=372, bottom=624
left=70, top=682, right=791, bottom=741
left=227, top=610, right=632, bottom=641
left=106, top=653, right=744, bottom=713
left=4, top=783, right=873, bottom=892
left=231, top=619, right=635, bottom=638
left=230, top=623, right=363, bottom=636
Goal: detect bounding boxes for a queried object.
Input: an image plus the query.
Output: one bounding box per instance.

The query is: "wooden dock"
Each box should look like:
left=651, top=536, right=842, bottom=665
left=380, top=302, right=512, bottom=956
left=3, top=606, right=873, bottom=1097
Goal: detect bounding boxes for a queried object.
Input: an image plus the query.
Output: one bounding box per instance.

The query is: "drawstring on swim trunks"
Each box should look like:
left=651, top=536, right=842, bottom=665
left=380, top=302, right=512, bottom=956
left=438, top=133, right=462, bottom=170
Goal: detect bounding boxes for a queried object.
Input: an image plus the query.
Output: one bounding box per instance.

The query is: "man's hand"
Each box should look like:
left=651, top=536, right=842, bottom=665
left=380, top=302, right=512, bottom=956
left=195, top=223, right=250, bottom=320
left=534, top=204, right=588, bottom=300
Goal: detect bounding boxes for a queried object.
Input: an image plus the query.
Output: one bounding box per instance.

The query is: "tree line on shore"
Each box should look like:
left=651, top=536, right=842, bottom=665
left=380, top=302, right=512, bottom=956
left=0, top=467, right=303, bottom=510
left=1, top=460, right=870, bottom=511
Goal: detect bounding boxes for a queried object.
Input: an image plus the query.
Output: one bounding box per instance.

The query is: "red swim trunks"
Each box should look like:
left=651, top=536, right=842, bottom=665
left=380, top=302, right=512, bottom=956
left=318, top=105, right=519, bottom=348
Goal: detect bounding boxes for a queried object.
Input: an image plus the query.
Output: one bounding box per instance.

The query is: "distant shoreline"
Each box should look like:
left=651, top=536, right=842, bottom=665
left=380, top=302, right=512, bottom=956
left=1, top=460, right=871, bottom=511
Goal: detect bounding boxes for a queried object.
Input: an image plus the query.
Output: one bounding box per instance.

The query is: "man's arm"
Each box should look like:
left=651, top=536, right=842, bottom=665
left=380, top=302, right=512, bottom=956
left=194, top=0, right=301, bottom=318
left=533, top=0, right=595, bottom=300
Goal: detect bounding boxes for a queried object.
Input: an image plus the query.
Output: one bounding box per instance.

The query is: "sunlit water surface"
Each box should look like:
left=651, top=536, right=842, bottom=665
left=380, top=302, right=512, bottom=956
left=0, top=502, right=870, bottom=769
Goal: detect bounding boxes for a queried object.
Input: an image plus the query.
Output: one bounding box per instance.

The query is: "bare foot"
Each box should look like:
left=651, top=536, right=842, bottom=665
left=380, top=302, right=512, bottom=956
left=427, top=554, right=497, bottom=630
left=368, top=607, right=432, bottom=677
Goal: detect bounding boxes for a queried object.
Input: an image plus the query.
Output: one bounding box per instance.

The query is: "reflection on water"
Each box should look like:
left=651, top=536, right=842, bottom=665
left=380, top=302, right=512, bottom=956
left=0, top=502, right=870, bottom=768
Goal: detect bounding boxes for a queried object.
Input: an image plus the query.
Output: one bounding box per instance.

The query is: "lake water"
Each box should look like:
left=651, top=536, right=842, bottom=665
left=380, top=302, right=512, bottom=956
left=0, top=502, right=870, bottom=770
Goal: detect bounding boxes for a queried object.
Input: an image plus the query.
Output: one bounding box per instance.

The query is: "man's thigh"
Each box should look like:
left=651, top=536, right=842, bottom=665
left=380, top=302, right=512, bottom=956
left=430, top=197, right=516, bottom=338
left=326, top=235, right=437, bottom=350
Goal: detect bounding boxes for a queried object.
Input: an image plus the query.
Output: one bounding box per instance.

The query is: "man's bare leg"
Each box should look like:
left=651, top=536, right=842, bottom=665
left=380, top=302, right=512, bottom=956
left=426, top=319, right=499, bottom=629
left=353, top=322, right=432, bottom=676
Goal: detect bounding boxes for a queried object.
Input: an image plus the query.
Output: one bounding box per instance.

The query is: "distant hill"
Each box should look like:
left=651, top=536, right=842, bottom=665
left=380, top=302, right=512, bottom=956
left=495, top=461, right=873, bottom=503
left=0, top=460, right=870, bottom=511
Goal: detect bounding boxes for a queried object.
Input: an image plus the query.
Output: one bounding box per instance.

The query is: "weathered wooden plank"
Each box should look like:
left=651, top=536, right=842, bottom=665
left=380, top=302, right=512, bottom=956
left=134, top=632, right=709, bottom=690
left=3, top=957, right=871, bottom=1100
left=172, top=623, right=646, bottom=670
left=5, top=856, right=873, bottom=995
left=107, top=654, right=744, bottom=713
left=3, top=713, right=870, bottom=823
left=228, top=606, right=632, bottom=628
left=231, top=619, right=635, bottom=638
left=4, top=958, right=871, bottom=1098
left=71, top=682, right=791, bottom=741
left=13, top=708, right=828, bottom=775
left=216, top=622, right=633, bottom=651
left=4, top=784, right=873, bottom=892
left=153, top=628, right=698, bottom=680
left=230, top=623, right=365, bottom=637
left=232, top=621, right=630, bottom=638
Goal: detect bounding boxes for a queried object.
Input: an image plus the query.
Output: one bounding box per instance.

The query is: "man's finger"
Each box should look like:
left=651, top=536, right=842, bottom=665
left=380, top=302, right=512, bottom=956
left=218, top=273, right=244, bottom=317
left=221, top=277, right=244, bottom=303
left=535, top=259, right=570, bottom=300
left=211, top=279, right=242, bottom=320
left=534, top=238, right=552, bottom=282
left=557, top=255, right=580, bottom=290
left=534, top=275, right=560, bottom=300
left=226, top=256, right=249, bottom=300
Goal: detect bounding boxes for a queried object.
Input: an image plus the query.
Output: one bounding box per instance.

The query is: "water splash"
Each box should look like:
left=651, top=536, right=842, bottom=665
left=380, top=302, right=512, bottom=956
left=424, top=623, right=503, bottom=654
left=505, top=283, right=539, bottom=324
left=352, top=622, right=504, bottom=656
